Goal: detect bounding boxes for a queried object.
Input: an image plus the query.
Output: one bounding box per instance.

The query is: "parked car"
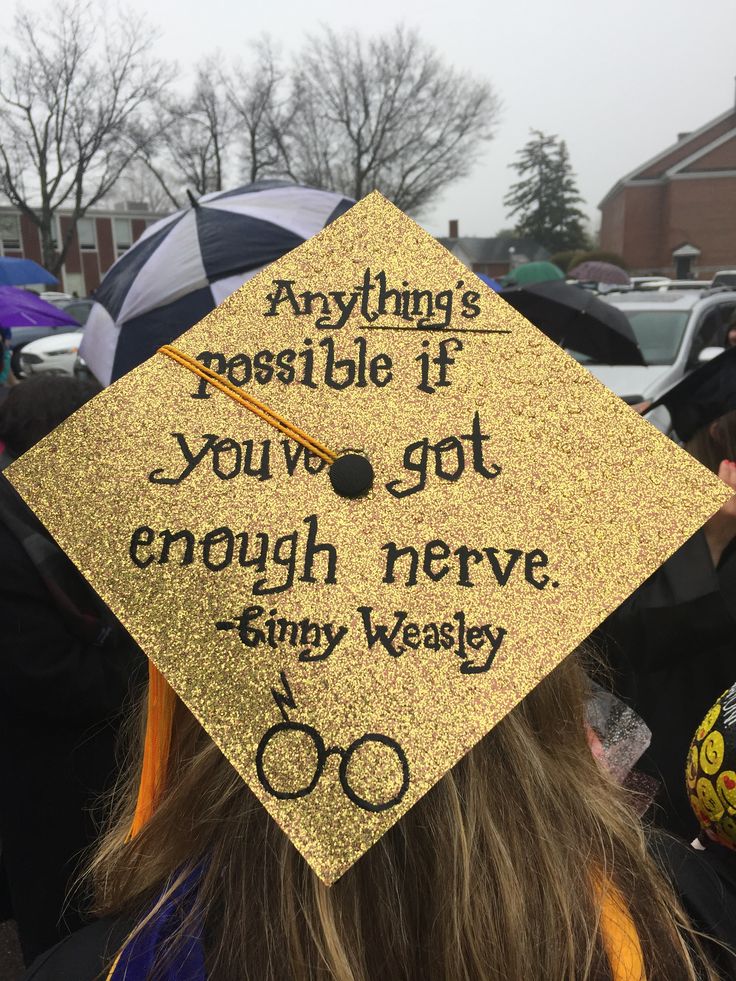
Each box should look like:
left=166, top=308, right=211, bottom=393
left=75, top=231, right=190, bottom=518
left=10, top=291, right=93, bottom=378
left=40, top=291, right=74, bottom=304
left=2, top=290, right=84, bottom=375
left=575, top=289, right=736, bottom=432
left=73, top=354, right=95, bottom=381
left=637, top=279, right=709, bottom=292
left=43, top=295, right=94, bottom=325
left=711, top=270, right=736, bottom=289
left=628, top=276, right=671, bottom=290
left=16, top=330, right=83, bottom=377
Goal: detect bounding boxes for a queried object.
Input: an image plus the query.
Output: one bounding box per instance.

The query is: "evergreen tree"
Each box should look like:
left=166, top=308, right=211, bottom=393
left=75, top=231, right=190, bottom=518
left=503, top=130, right=589, bottom=253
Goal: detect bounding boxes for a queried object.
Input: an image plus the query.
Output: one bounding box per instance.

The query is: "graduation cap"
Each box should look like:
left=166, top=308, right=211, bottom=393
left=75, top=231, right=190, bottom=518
left=5, top=193, right=731, bottom=885
left=648, top=346, right=736, bottom=443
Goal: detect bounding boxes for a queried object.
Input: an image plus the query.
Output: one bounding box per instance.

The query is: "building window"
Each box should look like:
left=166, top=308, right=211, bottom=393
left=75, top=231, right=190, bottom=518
left=76, top=217, right=96, bottom=251
left=0, top=214, right=21, bottom=252
left=113, top=217, right=133, bottom=256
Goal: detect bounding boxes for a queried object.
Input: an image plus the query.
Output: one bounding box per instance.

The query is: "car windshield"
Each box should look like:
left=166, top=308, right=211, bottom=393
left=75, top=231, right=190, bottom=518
left=619, top=309, right=690, bottom=364
left=63, top=302, right=91, bottom=325
left=570, top=309, right=690, bottom=366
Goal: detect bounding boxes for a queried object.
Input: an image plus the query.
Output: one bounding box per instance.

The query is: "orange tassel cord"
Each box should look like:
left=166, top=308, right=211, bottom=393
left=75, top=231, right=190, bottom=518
left=129, top=661, right=177, bottom=838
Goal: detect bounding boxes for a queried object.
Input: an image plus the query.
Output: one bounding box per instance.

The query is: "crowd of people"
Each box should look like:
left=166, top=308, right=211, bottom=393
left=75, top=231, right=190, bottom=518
left=3, top=320, right=736, bottom=980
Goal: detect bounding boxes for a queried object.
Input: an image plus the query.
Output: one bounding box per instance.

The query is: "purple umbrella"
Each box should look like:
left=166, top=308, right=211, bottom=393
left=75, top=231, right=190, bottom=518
left=0, top=286, right=80, bottom=328
left=569, top=261, right=630, bottom=286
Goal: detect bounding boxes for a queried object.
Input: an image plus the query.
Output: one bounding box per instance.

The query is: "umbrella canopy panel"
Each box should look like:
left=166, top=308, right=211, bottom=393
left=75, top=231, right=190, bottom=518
left=0, top=257, right=58, bottom=287
left=569, top=260, right=630, bottom=286
left=500, top=280, right=645, bottom=365
left=83, top=181, right=354, bottom=385
left=505, top=261, right=564, bottom=286
left=0, top=286, right=80, bottom=329
left=476, top=273, right=503, bottom=291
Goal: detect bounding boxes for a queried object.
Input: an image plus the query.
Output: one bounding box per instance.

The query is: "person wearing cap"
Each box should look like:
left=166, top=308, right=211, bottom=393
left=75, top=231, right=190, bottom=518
left=0, top=378, right=145, bottom=964
left=596, top=347, right=736, bottom=841
left=11, top=193, right=727, bottom=980
left=651, top=682, right=736, bottom=977
left=21, top=654, right=718, bottom=981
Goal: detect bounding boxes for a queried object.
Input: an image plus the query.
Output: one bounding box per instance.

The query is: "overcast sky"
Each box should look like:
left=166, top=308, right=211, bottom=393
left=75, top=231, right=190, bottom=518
left=24, top=0, right=736, bottom=239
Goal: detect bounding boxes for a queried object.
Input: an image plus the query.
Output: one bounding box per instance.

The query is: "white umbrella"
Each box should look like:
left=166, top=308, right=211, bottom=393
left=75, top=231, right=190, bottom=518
left=81, top=181, right=354, bottom=385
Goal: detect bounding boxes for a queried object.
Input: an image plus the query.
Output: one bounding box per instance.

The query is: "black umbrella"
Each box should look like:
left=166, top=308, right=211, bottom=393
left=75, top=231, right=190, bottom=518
left=501, top=280, right=645, bottom=365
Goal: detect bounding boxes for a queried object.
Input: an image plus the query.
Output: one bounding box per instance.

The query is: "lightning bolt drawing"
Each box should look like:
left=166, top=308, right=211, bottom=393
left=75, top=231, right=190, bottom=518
left=271, top=670, right=296, bottom=721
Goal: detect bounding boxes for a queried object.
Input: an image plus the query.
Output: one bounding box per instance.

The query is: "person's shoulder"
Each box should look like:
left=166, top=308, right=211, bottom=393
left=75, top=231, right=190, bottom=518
left=651, top=832, right=736, bottom=972
left=651, top=831, right=731, bottom=898
left=23, top=918, right=131, bottom=981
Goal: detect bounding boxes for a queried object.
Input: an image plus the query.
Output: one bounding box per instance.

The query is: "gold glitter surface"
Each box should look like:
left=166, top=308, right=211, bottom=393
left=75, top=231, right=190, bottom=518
left=6, top=192, right=731, bottom=884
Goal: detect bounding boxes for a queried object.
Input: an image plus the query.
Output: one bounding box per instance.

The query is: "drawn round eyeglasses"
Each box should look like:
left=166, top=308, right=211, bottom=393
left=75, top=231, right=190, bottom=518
left=255, top=720, right=409, bottom=813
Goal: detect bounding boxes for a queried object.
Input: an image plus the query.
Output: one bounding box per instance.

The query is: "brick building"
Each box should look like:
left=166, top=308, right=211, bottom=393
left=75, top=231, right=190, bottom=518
left=439, top=220, right=547, bottom=279
left=0, top=202, right=167, bottom=295
left=599, top=99, right=736, bottom=278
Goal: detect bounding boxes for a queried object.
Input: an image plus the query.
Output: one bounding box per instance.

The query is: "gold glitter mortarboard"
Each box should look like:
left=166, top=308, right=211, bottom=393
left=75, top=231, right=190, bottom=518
left=6, top=192, right=731, bottom=883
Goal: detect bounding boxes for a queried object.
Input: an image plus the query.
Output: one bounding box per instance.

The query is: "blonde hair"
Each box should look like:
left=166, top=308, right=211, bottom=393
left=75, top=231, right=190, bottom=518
left=89, top=655, right=715, bottom=980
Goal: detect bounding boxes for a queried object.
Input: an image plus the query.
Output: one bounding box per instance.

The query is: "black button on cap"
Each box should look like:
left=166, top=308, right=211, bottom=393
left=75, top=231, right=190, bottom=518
left=329, top=453, right=374, bottom=499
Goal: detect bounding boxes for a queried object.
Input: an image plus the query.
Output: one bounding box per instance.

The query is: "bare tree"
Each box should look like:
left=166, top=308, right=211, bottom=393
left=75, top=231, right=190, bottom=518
left=226, top=40, right=291, bottom=184
left=284, top=27, right=500, bottom=213
left=167, top=59, right=234, bottom=198
left=134, top=56, right=237, bottom=208
left=106, top=157, right=179, bottom=214
left=0, top=0, right=172, bottom=275
left=141, top=41, right=291, bottom=202
left=131, top=144, right=183, bottom=212
left=58, top=25, right=498, bottom=223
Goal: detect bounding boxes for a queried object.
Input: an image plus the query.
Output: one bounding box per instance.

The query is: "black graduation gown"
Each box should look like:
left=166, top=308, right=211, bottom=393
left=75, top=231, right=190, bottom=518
left=23, top=852, right=736, bottom=981
left=595, top=529, right=736, bottom=841
left=22, top=917, right=131, bottom=981
left=0, top=485, right=144, bottom=963
left=652, top=834, right=736, bottom=978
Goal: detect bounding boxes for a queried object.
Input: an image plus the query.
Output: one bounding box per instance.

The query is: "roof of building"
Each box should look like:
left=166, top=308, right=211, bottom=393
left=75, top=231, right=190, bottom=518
left=599, top=104, right=736, bottom=209
left=438, top=235, right=548, bottom=264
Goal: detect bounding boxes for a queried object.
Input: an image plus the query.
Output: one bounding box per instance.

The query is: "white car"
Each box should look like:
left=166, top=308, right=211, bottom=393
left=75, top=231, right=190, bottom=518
left=18, top=330, right=84, bottom=377
left=711, top=270, right=736, bottom=289
left=578, top=289, right=736, bottom=433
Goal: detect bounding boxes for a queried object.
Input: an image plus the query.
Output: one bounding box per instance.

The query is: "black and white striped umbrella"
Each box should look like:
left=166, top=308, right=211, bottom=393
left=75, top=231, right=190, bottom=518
left=80, top=181, right=354, bottom=385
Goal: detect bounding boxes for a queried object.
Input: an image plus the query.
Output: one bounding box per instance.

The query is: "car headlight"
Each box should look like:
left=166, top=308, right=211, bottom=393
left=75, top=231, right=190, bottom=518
left=47, top=346, right=79, bottom=356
